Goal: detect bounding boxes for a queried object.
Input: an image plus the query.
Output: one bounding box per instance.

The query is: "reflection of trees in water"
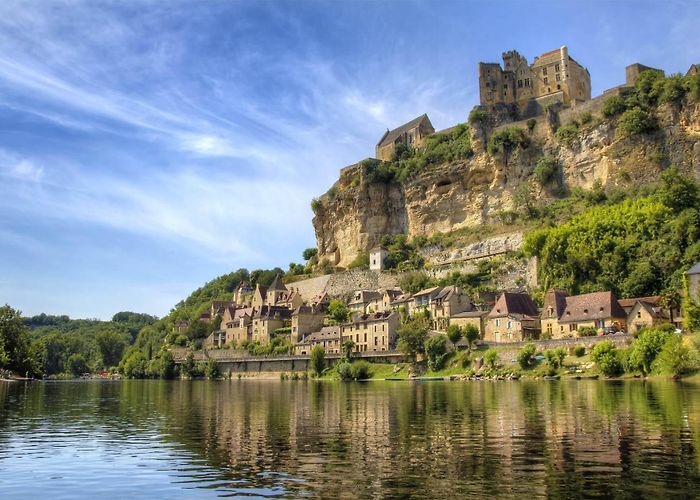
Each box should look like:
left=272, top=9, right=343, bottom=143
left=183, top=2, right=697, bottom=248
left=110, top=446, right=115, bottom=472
left=3, top=380, right=700, bottom=497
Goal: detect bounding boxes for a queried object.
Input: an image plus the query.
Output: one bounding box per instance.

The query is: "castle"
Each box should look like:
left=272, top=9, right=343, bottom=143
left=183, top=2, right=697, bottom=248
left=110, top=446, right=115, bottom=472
left=478, top=45, right=591, bottom=115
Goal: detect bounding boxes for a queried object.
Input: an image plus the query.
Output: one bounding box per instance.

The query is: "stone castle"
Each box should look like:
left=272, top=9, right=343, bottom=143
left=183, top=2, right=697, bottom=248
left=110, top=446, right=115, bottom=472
left=478, top=45, right=591, bottom=116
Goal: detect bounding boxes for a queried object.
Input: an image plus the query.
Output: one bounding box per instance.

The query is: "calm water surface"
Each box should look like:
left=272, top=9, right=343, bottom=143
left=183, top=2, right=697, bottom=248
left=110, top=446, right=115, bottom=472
left=1, top=379, right=700, bottom=499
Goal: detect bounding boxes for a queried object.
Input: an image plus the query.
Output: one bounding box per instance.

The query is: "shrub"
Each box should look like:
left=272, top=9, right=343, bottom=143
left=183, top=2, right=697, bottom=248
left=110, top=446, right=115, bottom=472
left=573, top=345, right=586, bottom=357
left=602, top=95, right=627, bottom=117
left=555, top=123, right=579, bottom=147
left=310, top=198, right=321, bottom=212
left=484, top=349, right=499, bottom=369
left=590, top=340, right=623, bottom=377
left=544, top=347, right=567, bottom=370
left=685, top=71, right=700, bottom=101
left=349, top=361, right=371, bottom=380
left=310, top=345, right=326, bottom=376
left=617, top=107, right=657, bottom=137
left=517, top=343, right=537, bottom=369
left=348, top=251, right=370, bottom=269
left=397, top=319, right=429, bottom=360
left=487, top=127, right=529, bottom=155
left=533, top=156, right=558, bottom=186
left=447, top=325, right=463, bottom=345
left=652, top=335, right=697, bottom=376
left=204, top=358, right=220, bottom=379
left=628, top=326, right=675, bottom=375
left=463, top=324, right=481, bottom=347
left=425, top=335, right=449, bottom=371
left=657, top=75, right=686, bottom=104
left=578, top=326, right=597, bottom=337
left=337, top=361, right=352, bottom=380
left=468, top=107, right=488, bottom=124
left=527, top=118, right=537, bottom=132
left=302, top=248, right=318, bottom=261
left=579, top=112, right=593, bottom=125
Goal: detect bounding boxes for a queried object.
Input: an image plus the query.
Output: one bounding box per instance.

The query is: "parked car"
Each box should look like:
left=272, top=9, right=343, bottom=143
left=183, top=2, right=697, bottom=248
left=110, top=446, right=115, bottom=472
left=602, top=326, right=618, bottom=335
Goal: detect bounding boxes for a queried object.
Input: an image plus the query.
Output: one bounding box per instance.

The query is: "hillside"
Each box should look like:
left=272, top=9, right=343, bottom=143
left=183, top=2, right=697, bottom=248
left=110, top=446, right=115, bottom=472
left=312, top=71, right=700, bottom=267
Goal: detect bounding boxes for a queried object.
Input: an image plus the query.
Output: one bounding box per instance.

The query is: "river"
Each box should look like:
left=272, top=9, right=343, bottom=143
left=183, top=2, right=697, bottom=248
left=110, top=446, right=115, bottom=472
left=1, top=379, right=699, bottom=499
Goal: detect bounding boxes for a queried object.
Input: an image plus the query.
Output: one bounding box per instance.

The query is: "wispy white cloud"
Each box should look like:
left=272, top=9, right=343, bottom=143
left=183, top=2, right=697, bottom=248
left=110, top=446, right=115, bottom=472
left=0, top=150, right=44, bottom=183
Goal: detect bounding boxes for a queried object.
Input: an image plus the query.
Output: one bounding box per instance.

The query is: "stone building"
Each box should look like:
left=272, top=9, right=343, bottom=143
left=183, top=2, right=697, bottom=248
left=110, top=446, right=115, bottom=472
left=625, top=63, right=664, bottom=87
left=541, top=290, right=626, bottom=337
left=251, top=305, right=292, bottom=345
left=428, top=286, right=473, bottom=331
left=291, top=305, right=326, bottom=344
left=348, top=290, right=384, bottom=314
left=478, top=46, right=591, bottom=114
left=369, top=246, right=388, bottom=271
left=341, top=311, right=399, bottom=353
left=485, top=292, right=540, bottom=343
left=623, top=298, right=671, bottom=334
left=449, top=310, right=489, bottom=338
left=375, top=114, right=434, bottom=161
left=294, top=326, right=341, bottom=356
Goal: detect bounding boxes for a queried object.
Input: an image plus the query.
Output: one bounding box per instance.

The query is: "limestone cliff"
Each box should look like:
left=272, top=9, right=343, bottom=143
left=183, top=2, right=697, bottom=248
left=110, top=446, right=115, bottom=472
left=313, top=99, right=700, bottom=267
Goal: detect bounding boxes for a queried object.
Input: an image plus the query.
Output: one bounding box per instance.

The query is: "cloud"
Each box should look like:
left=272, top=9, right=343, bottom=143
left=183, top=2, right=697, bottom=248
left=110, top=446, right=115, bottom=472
left=0, top=151, right=44, bottom=183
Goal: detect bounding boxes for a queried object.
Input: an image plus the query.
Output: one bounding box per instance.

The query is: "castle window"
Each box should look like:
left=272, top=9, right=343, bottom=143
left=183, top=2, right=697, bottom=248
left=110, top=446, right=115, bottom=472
left=518, top=80, right=523, bottom=88
left=525, top=78, right=531, bottom=87
left=557, top=84, right=561, bottom=90
left=543, top=67, right=548, bottom=76
left=555, top=63, right=560, bottom=72
left=556, top=74, right=561, bottom=82
left=543, top=77, right=548, bottom=85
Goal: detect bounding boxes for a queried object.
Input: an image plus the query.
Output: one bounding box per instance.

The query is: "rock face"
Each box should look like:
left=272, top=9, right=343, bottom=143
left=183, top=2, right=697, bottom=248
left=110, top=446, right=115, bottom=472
left=313, top=101, right=700, bottom=267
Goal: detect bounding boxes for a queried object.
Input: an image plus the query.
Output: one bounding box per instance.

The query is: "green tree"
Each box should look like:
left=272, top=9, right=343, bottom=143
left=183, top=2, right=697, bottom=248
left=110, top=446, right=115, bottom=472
left=533, top=156, right=558, bottom=186
left=652, top=335, right=697, bottom=376
left=517, top=343, right=537, bottom=369
left=96, top=330, right=128, bottom=367
left=310, top=345, right=326, bottom=376
left=628, top=326, right=675, bottom=375
left=397, top=318, right=429, bottom=361
left=591, top=340, right=623, bottom=377
left=67, top=353, right=89, bottom=377
left=342, top=339, right=355, bottom=359
left=424, top=335, right=449, bottom=371
left=483, top=349, right=498, bottom=369
left=0, top=305, right=39, bottom=376
left=327, top=300, right=350, bottom=324
left=463, top=324, right=480, bottom=348
left=204, top=358, right=220, bottom=379
left=602, top=95, right=627, bottom=117
left=446, top=325, right=463, bottom=346
left=122, top=351, right=148, bottom=378
left=658, top=166, right=700, bottom=214
left=181, top=352, right=196, bottom=378
left=617, top=107, right=656, bottom=137
left=544, top=347, right=567, bottom=370
left=302, top=248, right=318, bottom=261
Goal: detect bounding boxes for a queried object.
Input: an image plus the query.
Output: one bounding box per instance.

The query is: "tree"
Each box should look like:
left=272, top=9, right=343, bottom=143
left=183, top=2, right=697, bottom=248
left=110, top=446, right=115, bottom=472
left=544, top=347, right=567, bottom=371
left=628, top=326, right=675, bottom=375
left=181, top=352, right=196, bottom=378
left=517, top=343, right=537, bottom=369
left=0, top=305, right=38, bottom=376
left=186, top=321, right=209, bottom=341
left=342, top=339, right=355, bottom=360
left=484, top=349, right=498, bottom=369
left=397, top=319, right=429, bottom=361
left=67, top=353, right=89, bottom=377
left=310, top=345, right=326, bottom=376
left=302, top=248, right=318, bottom=261
left=463, top=324, right=480, bottom=349
left=658, top=166, right=700, bottom=214
left=424, top=335, right=449, bottom=371
left=155, top=351, right=176, bottom=379
left=447, top=325, right=463, bottom=346
left=327, top=300, right=350, bottom=324
left=204, top=358, right=220, bottom=379
left=96, top=330, right=128, bottom=367
left=590, top=340, right=623, bottom=377
left=533, top=156, right=558, bottom=186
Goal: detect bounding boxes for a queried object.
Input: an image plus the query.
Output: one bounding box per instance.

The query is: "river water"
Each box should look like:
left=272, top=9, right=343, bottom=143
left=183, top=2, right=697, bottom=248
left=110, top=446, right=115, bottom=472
left=1, top=379, right=700, bottom=499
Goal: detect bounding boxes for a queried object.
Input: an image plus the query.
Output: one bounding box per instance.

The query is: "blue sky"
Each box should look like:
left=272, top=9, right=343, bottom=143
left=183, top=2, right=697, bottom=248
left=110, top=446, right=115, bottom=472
left=1, top=1, right=698, bottom=320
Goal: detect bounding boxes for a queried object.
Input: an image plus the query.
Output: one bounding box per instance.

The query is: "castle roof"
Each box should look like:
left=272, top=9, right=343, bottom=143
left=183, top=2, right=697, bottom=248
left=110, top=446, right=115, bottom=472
left=267, top=274, right=287, bottom=292
left=376, top=114, right=432, bottom=148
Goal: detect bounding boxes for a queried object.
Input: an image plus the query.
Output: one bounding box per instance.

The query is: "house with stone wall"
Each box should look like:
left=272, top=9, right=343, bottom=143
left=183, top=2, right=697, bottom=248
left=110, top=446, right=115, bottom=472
left=294, top=326, right=341, bottom=356
left=341, top=311, right=399, bottom=353
left=375, top=114, right=434, bottom=161
left=485, top=292, right=540, bottom=342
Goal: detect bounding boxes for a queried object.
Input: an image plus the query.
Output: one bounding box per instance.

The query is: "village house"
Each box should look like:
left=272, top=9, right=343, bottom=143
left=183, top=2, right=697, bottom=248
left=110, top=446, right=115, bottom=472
left=173, top=320, right=189, bottom=335
left=541, top=289, right=570, bottom=339
left=251, top=283, right=268, bottom=308
left=291, top=304, right=327, bottom=344
left=622, top=297, right=671, bottom=334
left=369, top=246, right=388, bottom=271
left=411, top=286, right=443, bottom=317
left=375, top=114, right=435, bottom=161
left=687, top=261, right=700, bottom=304
left=449, top=310, right=489, bottom=338
left=382, top=289, right=404, bottom=311
left=485, top=292, right=540, bottom=342
left=341, top=311, right=400, bottom=353
left=294, top=326, right=341, bottom=356
left=548, top=290, right=627, bottom=337
left=348, top=290, right=384, bottom=314
left=251, top=305, right=292, bottom=345
left=233, top=281, right=253, bottom=304
left=428, top=285, right=473, bottom=331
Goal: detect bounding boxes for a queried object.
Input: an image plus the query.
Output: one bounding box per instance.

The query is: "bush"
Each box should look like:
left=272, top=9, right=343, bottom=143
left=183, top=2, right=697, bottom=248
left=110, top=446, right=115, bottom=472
left=590, top=340, right=623, bottom=377
left=310, top=345, right=325, bottom=376
left=617, top=107, right=657, bottom=137
left=544, top=347, right=567, bottom=371
left=67, top=353, right=89, bottom=377
left=484, top=349, right=499, bottom=369
left=348, top=251, right=370, bottom=269
left=336, top=361, right=352, bottom=381
left=468, top=107, right=488, bottom=124
left=579, top=112, right=593, bottom=125
left=652, top=335, right=697, bottom=376
left=602, top=95, right=627, bottom=117
left=446, top=325, right=463, bottom=345
left=302, top=248, right=318, bottom=261
left=204, top=358, right=220, bottom=379
left=517, top=343, right=537, bottom=369
left=349, top=361, right=371, bottom=380
left=527, top=118, right=537, bottom=132
left=628, top=326, right=675, bottom=375
left=555, top=123, right=579, bottom=147
left=533, top=156, right=558, bottom=186
left=487, top=127, right=529, bottom=155
left=425, top=335, right=449, bottom=371
left=573, top=345, right=586, bottom=357
left=578, top=326, right=597, bottom=337
left=397, top=319, right=429, bottom=360
left=462, top=324, right=480, bottom=347
left=310, top=198, right=321, bottom=212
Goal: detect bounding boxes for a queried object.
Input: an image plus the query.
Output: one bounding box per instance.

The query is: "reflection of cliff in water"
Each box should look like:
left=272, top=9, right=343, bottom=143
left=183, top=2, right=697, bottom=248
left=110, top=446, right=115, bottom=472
left=2, top=380, right=700, bottom=497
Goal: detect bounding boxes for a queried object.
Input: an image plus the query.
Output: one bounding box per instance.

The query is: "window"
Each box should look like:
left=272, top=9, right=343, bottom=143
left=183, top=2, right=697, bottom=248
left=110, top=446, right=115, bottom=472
left=556, top=74, right=561, bottom=82
left=547, top=323, right=553, bottom=335
left=495, top=319, right=500, bottom=327
left=543, top=77, right=548, bottom=85
left=525, top=78, right=531, bottom=87
left=517, top=79, right=523, bottom=88
left=507, top=321, right=512, bottom=329
left=557, top=84, right=561, bottom=90
left=555, top=63, right=560, bottom=72
left=543, top=67, right=548, bottom=76
left=637, top=311, right=642, bottom=319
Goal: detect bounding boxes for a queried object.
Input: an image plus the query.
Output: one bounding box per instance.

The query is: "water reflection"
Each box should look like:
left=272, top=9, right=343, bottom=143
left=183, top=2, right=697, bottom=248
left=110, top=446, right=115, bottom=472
left=1, top=379, right=699, bottom=498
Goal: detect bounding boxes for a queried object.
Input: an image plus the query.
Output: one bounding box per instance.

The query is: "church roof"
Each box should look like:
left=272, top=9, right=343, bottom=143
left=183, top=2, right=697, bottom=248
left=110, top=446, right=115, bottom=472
left=376, top=114, right=433, bottom=148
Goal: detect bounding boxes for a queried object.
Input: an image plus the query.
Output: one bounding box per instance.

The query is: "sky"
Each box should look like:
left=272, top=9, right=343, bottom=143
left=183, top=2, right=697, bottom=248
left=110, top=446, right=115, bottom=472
left=1, top=0, right=698, bottom=320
